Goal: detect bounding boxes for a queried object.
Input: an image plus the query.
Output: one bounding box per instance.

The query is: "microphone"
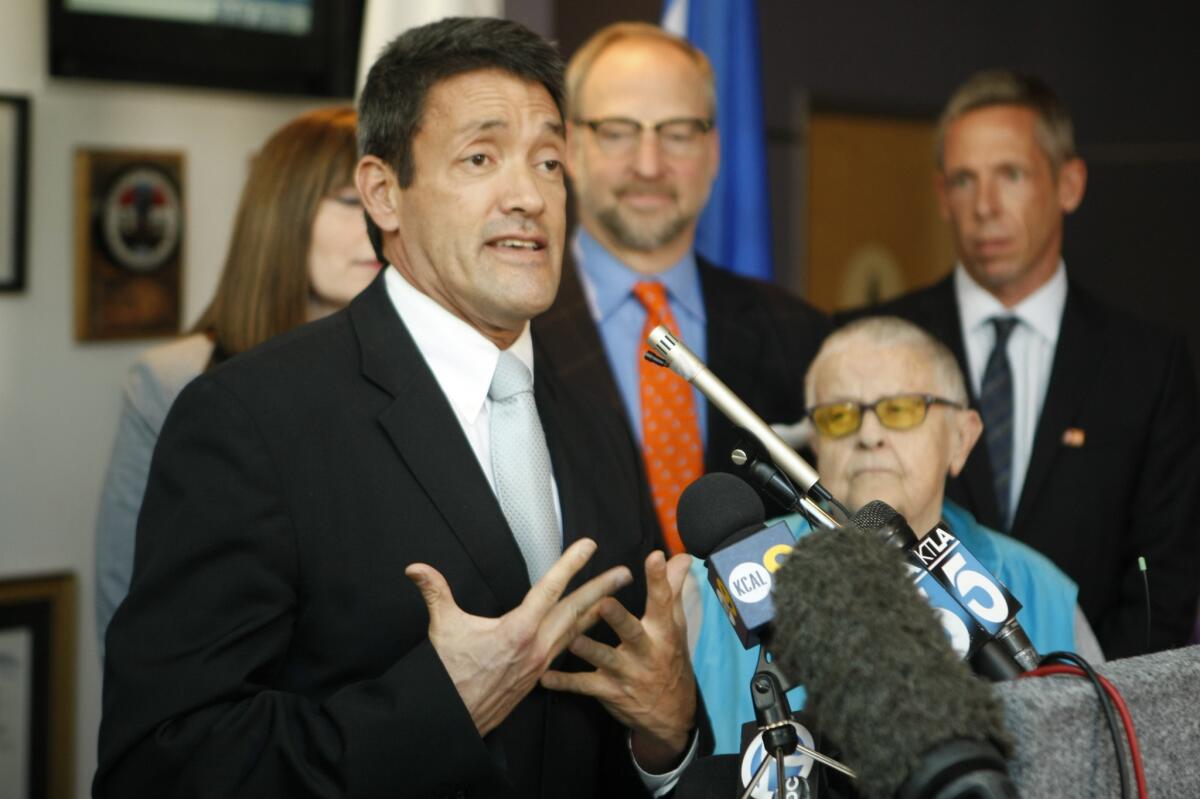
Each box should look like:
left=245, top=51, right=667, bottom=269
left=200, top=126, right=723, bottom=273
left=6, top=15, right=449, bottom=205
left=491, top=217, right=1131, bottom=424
left=852, top=501, right=1039, bottom=679
left=645, top=325, right=841, bottom=530
left=678, top=473, right=992, bottom=660
left=771, top=524, right=1016, bottom=799
left=677, top=473, right=794, bottom=648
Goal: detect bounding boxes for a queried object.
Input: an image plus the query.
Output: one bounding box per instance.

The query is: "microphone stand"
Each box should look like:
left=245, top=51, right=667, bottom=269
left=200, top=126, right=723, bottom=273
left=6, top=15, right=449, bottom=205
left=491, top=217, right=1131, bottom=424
left=729, top=442, right=845, bottom=530
left=741, top=649, right=856, bottom=799
left=642, top=334, right=844, bottom=533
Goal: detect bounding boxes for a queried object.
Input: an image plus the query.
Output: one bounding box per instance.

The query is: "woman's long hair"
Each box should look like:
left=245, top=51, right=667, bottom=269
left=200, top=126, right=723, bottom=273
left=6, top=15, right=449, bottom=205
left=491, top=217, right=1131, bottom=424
left=192, top=106, right=358, bottom=355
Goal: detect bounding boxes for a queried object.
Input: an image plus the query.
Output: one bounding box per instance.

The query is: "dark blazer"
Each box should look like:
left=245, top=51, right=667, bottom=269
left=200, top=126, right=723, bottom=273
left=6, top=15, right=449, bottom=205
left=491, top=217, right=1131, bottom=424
left=95, top=274, right=662, bottom=798
left=534, top=252, right=831, bottom=481
left=850, top=274, right=1200, bottom=657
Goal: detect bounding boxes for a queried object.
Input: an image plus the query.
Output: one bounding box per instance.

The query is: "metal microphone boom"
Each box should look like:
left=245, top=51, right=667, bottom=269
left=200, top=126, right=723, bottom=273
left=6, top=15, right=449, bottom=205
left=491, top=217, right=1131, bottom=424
left=645, top=325, right=840, bottom=530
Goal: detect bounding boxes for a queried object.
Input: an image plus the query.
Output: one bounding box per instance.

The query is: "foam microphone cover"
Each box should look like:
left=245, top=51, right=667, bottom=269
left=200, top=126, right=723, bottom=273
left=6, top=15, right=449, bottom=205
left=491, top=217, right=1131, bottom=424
left=770, top=525, right=1011, bottom=798
left=677, top=472, right=766, bottom=557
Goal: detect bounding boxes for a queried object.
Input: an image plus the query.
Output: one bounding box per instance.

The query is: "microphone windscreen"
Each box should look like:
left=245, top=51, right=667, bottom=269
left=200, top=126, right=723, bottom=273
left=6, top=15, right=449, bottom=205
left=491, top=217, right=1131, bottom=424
left=850, top=498, right=919, bottom=550
left=770, top=525, right=1010, bottom=798
left=850, top=499, right=902, bottom=533
left=677, top=472, right=765, bottom=557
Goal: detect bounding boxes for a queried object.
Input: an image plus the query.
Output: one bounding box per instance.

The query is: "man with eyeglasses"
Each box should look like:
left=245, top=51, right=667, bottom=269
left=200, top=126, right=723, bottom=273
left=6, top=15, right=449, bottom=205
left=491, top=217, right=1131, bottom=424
left=688, top=315, right=1100, bottom=755
left=535, top=22, right=829, bottom=554
left=854, top=70, right=1200, bottom=659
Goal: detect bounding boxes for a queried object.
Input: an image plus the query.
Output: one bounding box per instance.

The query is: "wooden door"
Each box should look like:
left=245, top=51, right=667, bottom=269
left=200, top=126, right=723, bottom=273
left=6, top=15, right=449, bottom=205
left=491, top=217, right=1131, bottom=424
left=807, top=112, right=955, bottom=313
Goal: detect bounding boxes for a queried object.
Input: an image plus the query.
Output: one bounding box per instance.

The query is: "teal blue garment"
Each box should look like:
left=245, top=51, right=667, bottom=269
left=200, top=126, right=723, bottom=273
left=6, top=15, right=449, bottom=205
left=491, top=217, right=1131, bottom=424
left=690, top=500, right=1079, bottom=755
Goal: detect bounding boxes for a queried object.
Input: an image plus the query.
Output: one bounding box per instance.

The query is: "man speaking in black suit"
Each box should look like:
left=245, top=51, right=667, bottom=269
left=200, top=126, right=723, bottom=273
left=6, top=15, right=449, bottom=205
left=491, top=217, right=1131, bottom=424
left=535, top=23, right=829, bottom=554
left=862, top=70, right=1200, bottom=658
left=95, top=18, right=700, bottom=798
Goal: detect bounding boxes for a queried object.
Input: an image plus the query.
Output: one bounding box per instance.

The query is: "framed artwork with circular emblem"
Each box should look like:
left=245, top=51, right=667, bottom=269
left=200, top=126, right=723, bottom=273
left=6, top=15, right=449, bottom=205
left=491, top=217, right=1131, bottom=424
left=73, top=148, right=184, bottom=340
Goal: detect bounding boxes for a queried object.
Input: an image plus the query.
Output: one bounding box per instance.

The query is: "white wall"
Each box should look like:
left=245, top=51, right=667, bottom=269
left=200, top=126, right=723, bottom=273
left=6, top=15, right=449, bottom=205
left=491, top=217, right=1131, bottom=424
left=0, top=2, right=332, bottom=794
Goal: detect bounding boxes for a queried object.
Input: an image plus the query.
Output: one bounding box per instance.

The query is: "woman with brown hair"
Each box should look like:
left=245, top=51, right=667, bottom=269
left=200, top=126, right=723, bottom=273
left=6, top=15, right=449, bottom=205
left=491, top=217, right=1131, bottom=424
left=95, top=106, right=379, bottom=649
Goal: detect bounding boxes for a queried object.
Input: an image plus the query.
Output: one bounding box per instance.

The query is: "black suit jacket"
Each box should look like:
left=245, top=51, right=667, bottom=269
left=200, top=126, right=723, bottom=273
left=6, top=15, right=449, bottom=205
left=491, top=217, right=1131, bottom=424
left=96, top=275, right=662, bottom=798
left=850, top=274, right=1200, bottom=657
left=534, top=252, right=830, bottom=483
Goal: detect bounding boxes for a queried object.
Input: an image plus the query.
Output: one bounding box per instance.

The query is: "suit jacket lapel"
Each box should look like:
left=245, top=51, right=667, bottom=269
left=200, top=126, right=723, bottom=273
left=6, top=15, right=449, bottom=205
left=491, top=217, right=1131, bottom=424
left=928, top=277, right=1004, bottom=530
left=698, top=260, right=763, bottom=470
left=1012, top=285, right=1103, bottom=530
left=533, top=250, right=629, bottom=427
left=532, top=347, right=601, bottom=591
left=350, top=276, right=531, bottom=611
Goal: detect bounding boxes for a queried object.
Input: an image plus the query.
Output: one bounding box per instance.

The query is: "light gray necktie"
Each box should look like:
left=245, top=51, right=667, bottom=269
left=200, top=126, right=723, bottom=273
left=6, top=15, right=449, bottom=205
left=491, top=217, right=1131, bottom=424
left=488, top=350, right=561, bottom=583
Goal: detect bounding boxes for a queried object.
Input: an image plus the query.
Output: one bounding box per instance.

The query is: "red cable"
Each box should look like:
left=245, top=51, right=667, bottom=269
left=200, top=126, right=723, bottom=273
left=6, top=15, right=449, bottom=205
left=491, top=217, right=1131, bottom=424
left=1022, top=665, right=1148, bottom=799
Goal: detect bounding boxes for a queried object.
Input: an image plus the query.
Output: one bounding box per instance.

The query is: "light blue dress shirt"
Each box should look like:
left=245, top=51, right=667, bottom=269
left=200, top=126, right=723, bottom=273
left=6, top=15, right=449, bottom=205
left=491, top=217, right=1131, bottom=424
left=573, top=228, right=708, bottom=445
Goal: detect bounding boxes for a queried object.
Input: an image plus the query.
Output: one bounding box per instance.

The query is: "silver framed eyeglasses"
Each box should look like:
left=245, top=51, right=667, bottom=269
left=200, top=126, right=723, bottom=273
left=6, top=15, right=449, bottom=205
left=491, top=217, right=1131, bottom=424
left=573, top=116, right=714, bottom=158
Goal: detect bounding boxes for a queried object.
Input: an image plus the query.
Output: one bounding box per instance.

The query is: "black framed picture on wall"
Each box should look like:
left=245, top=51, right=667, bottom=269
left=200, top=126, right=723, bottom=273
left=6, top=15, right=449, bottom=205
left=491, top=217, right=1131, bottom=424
left=48, top=0, right=365, bottom=97
left=0, top=94, right=29, bottom=293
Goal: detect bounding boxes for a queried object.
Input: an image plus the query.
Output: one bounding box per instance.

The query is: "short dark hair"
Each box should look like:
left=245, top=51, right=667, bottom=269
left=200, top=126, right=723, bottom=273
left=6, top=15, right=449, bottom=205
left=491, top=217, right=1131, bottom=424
left=357, top=17, right=566, bottom=260
left=935, top=70, right=1076, bottom=172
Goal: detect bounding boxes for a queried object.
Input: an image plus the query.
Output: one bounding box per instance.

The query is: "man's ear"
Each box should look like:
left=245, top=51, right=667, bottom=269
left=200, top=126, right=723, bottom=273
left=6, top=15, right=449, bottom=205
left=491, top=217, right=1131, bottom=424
left=356, top=155, right=402, bottom=234
left=1057, top=157, right=1087, bottom=214
left=933, top=172, right=952, bottom=221
left=948, top=408, right=983, bottom=478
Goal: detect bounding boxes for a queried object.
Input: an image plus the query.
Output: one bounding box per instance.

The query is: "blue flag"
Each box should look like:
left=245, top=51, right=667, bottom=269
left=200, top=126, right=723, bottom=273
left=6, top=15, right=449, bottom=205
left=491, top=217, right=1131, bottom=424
left=662, top=0, right=773, bottom=281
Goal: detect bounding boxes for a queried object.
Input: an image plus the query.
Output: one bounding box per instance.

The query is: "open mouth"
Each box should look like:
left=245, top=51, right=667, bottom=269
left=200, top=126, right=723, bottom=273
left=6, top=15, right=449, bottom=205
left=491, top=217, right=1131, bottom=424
left=489, top=238, right=545, bottom=250
left=486, top=234, right=549, bottom=255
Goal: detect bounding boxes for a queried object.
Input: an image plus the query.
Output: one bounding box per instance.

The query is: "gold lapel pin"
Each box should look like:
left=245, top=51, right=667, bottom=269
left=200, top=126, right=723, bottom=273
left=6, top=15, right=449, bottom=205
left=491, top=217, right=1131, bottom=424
left=1061, top=427, right=1086, bottom=448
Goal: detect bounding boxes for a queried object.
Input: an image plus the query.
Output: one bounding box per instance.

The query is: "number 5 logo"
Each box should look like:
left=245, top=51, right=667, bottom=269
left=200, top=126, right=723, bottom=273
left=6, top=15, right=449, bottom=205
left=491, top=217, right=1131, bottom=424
left=940, top=552, right=1008, bottom=624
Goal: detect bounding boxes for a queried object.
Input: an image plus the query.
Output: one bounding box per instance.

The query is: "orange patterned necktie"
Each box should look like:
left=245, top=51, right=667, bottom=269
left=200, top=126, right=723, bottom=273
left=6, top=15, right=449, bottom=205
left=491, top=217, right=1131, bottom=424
left=633, top=281, right=703, bottom=555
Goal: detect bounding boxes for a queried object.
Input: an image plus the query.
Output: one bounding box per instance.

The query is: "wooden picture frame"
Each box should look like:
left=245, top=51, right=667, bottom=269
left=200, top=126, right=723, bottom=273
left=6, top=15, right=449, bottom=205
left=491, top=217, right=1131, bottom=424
left=74, top=148, right=185, bottom=341
left=0, top=94, right=30, bottom=293
left=0, top=573, right=76, bottom=799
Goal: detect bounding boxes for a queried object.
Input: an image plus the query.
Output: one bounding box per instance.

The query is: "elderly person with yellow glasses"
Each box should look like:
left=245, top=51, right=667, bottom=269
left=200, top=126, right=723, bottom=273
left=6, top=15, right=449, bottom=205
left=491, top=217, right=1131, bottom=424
left=684, top=316, right=1102, bottom=756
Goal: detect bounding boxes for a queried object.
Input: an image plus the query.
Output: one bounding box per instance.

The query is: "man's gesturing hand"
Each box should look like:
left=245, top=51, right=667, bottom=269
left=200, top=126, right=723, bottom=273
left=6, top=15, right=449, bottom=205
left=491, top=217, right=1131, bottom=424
left=540, top=551, right=697, bottom=773
left=405, top=538, right=631, bottom=737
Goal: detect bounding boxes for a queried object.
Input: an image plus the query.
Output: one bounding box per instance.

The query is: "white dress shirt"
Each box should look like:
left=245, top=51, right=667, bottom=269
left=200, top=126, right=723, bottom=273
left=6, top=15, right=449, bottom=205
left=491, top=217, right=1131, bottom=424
left=384, top=267, right=694, bottom=793
left=955, top=262, right=1068, bottom=519
left=384, top=266, right=561, bottom=519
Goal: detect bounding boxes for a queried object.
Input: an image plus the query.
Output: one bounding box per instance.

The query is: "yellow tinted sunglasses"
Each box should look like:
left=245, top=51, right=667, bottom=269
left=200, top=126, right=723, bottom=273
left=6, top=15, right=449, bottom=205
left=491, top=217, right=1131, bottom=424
left=808, top=394, right=963, bottom=438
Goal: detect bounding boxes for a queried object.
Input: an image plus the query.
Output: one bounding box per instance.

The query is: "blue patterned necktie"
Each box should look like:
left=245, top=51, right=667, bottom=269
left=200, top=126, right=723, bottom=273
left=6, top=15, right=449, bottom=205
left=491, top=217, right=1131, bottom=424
left=980, top=316, right=1019, bottom=529
left=488, top=350, right=561, bottom=583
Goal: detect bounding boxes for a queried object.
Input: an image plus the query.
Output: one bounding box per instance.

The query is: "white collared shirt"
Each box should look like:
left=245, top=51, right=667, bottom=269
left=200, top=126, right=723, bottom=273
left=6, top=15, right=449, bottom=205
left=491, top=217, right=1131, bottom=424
left=384, top=266, right=694, bottom=794
left=955, top=262, right=1068, bottom=519
left=384, top=266, right=700, bottom=791
left=384, top=267, right=560, bottom=518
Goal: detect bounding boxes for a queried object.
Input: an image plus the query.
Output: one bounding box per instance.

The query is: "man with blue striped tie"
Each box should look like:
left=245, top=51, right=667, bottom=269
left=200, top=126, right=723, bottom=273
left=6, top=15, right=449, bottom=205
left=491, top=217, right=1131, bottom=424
left=857, top=70, right=1200, bottom=658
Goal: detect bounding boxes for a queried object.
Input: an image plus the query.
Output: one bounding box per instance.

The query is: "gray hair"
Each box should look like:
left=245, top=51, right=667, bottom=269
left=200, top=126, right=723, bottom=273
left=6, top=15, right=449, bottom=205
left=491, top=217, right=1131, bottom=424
left=805, top=316, right=969, bottom=406
left=935, top=69, right=1076, bottom=172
